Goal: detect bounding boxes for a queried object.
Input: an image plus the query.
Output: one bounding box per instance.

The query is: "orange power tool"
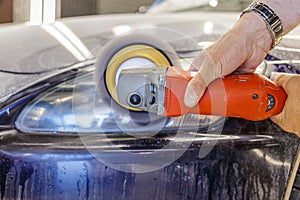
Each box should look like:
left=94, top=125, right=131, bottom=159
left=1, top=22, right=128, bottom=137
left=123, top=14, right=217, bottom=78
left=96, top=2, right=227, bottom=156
left=116, top=67, right=287, bottom=121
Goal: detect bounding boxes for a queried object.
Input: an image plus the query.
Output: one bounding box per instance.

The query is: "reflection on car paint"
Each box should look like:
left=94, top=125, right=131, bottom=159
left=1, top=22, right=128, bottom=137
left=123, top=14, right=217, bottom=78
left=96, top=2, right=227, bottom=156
left=0, top=29, right=299, bottom=200
left=16, top=71, right=222, bottom=134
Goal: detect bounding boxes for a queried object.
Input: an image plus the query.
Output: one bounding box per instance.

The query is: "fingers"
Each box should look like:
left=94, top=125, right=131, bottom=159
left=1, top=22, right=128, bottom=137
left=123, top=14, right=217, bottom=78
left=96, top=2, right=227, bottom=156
left=269, top=72, right=300, bottom=136
left=183, top=13, right=272, bottom=108
left=270, top=72, right=290, bottom=87
left=184, top=73, right=207, bottom=108
left=184, top=50, right=222, bottom=107
left=269, top=72, right=288, bottom=124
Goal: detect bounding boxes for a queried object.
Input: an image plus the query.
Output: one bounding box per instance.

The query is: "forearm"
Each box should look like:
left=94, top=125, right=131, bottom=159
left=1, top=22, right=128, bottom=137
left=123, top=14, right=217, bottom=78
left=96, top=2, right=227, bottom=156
left=231, top=0, right=300, bottom=59
left=256, top=0, right=300, bottom=34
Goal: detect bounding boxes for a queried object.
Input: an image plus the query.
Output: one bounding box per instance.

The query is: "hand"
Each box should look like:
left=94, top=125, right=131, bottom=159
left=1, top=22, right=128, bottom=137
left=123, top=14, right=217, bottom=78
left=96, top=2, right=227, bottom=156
left=270, top=72, right=300, bottom=137
left=184, top=12, right=272, bottom=107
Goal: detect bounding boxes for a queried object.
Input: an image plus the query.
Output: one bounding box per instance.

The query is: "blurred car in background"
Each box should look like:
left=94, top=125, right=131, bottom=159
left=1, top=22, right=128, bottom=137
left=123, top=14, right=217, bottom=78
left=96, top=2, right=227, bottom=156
left=0, top=0, right=299, bottom=199
left=139, top=0, right=251, bottom=13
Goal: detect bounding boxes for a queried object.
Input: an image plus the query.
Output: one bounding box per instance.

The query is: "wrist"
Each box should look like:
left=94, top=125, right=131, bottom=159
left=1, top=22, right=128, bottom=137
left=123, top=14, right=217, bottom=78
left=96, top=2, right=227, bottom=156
left=241, top=2, right=284, bottom=49
left=257, top=0, right=300, bottom=33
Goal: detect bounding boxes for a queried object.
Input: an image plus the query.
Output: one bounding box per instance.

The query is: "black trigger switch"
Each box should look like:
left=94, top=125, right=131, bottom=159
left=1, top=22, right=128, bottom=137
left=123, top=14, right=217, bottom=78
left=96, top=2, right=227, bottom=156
left=266, top=94, right=276, bottom=112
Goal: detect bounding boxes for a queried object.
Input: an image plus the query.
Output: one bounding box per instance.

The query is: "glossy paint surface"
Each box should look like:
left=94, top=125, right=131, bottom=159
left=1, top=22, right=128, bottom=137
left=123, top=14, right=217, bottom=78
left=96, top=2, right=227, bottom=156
left=0, top=7, right=299, bottom=200
left=0, top=118, right=299, bottom=199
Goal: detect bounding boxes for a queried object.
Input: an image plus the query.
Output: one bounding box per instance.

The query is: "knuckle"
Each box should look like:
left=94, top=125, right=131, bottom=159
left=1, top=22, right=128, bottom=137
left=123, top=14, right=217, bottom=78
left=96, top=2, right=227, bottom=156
left=192, top=73, right=206, bottom=88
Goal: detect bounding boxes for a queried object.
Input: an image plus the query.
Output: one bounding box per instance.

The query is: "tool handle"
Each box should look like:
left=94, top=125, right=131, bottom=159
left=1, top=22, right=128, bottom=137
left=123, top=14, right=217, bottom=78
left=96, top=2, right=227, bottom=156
left=164, top=67, right=287, bottom=121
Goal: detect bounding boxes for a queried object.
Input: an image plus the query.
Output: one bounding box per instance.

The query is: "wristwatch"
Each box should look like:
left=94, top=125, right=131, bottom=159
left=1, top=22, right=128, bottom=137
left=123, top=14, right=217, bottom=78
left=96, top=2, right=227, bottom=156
left=241, top=2, right=284, bottom=49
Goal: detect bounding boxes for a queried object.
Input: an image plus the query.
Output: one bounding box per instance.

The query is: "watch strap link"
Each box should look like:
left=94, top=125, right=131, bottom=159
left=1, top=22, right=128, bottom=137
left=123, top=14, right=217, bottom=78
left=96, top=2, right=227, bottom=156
left=241, top=2, right=284, bottom=49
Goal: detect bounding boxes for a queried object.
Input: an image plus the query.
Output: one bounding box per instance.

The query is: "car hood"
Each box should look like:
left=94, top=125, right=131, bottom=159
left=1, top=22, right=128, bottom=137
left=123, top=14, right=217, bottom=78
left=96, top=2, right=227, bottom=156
left=1, top=11, right=300, bottom=103
left=0, top=12, right=238, bottom=102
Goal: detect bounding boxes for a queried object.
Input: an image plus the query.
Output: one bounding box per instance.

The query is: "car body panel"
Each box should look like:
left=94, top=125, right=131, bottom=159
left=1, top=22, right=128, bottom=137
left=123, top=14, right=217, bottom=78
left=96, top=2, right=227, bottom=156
left=0, top=12, right=238, bottom=103
left=0, top=8, right=300, bottom=200
left=0, top=119, right=299, bottom=199
left=0, top=62, right=299, bottom=199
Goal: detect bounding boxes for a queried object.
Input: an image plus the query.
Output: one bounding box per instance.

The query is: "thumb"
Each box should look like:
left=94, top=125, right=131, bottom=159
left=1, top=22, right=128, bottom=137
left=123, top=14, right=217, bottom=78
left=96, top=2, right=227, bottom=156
left=184, top=50, right=221, bottom=107
left=269, top=72, right=300, bottom=135
left=269, top=72, right=288, bottom=122
left=270, top=72, right=292, bottom=87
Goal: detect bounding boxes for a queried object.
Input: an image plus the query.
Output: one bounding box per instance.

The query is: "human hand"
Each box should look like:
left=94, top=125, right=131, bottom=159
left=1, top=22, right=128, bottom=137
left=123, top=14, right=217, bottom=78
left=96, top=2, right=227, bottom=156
left=270, top=72, right=300, bottom=137
left=184, top=13, right=272, bottom=107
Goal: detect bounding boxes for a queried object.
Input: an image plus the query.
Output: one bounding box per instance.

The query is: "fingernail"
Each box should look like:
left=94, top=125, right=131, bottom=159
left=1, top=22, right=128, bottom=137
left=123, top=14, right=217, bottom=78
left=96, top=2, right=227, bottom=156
left=184, top=86, right=198, bottom=108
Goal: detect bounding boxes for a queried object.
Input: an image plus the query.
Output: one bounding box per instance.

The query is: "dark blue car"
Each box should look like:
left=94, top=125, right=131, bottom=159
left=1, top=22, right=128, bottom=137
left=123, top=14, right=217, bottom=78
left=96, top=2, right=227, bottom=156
left=0, top=4, right=299, bottom=200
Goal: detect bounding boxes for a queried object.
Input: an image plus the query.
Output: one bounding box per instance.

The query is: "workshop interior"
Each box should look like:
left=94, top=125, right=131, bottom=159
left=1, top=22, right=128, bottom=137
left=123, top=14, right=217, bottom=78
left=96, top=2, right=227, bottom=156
left=0, top=0, right=299, bottom=199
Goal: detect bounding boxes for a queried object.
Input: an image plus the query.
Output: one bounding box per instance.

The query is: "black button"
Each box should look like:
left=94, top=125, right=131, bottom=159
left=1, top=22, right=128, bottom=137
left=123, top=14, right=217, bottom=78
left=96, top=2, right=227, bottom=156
left=150, top=83, right=157, bottom=94
left=129, top=93, right=142, bottom=106
left=252, top=94, right=259, bottom=99
left=149, top=96, right=156, bottom=105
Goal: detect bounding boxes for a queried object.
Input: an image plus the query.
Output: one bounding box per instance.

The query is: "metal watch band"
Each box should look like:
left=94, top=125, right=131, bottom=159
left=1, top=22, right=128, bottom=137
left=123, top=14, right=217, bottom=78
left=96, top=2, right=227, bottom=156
left=241, top=2, right=284, bottom=49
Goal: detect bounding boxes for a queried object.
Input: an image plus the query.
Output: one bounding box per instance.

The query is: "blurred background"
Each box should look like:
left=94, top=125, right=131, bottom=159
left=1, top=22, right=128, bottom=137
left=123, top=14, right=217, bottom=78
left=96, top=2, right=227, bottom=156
left=0, top=0, right=156, bottom=24
left=0, top=0, right=251, bottom=24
